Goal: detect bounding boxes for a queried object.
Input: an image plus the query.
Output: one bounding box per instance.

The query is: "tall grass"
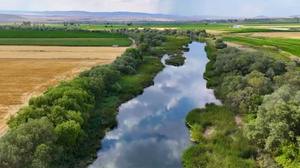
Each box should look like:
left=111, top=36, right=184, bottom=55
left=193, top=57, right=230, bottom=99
left=183, top=104, right=256, bottom=168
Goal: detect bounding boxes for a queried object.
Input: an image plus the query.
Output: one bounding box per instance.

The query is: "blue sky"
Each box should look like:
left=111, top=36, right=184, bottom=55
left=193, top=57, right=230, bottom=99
left=1, top=0, right=300, bottom=17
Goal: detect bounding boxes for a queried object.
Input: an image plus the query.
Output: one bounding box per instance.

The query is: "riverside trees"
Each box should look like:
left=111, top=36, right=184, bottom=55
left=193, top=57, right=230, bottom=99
left=0, top=47, right=145, bottom=167
left=206, top=44, right=300, bottom=167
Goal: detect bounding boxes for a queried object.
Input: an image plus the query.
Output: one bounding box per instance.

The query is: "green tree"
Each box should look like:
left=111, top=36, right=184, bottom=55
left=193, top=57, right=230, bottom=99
left=55, top=120, right=83, bottom=148
left=0, top=118, right=60, bottom=167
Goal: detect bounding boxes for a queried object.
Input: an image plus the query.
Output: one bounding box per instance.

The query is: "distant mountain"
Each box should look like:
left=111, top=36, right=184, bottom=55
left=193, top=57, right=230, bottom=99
left=0, top=13, right=24, bottom=23
left=290, top=15, right=300, bottom=17
left=0, top=10, right=226, bottom=23
left=254, top=15, right=269, bottom=18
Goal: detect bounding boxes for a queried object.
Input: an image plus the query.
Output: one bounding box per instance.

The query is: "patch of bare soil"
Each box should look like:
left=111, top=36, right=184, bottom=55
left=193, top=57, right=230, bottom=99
left=235, top=116, right=244, bottom=129
left=225, top=41, right=256, bottom=52
left=203, top=127, right=215, bottom=138
left=206, top=30, right=228, bottom=35
left=250, top=32, right=300, bottom=39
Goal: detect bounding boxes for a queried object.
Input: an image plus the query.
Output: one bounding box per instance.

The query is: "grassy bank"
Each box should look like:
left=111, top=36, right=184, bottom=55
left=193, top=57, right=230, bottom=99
left=72, top=55, right=165, bottom=167
left=183, top=105, right=256, bottom=168
left=183, top=39, right=257, bottom=168
left=64, top=35, right=190, bottom=167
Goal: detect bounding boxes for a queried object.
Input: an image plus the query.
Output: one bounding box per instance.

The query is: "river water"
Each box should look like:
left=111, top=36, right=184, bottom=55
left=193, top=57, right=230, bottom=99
left=90, top=42, right=221, bottom=168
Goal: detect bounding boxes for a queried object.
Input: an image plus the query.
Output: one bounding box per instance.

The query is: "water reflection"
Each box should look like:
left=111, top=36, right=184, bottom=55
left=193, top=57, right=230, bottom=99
left=90, top=42, right=221, bottom=168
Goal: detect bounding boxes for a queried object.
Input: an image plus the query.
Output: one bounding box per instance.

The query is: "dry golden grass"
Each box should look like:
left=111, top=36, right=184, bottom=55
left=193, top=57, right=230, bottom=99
left=0, top=46, right=126, bottom=135
left=206, top=30, right=228, bottom=34
left=250, top=32, right=300, bottom=39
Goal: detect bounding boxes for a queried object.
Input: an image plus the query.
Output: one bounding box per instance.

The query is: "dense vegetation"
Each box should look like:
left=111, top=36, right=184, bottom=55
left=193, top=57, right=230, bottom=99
left=201, top=39, right=300, bottom=167
left=111, top=28, right=205, bottom=66
left=0, top=28, right=192, bottom=167
left=183, top=105, right=256, bottom=168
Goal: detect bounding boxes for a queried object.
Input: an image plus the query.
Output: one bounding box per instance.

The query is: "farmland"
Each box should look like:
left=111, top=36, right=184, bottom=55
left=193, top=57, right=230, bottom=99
left=0, top=38, right=131, bottom=46
left=223, top=36, right=300, bottom=57
left=0, top=46, right=127, bottom=135
left=0, top=29, right=132, bottom=46
left=1, top=20, right=300, bottom=168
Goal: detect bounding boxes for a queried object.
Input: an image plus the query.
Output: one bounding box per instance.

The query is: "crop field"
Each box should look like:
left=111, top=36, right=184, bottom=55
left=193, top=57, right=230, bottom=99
left=223, top=36, right=300, bottom=57
left=0, top=46, right=127, bottom=135
left=0, top=38, right=131, bottom=46
left=0, top=30, right=125, bottom=38
left=0, top=30, right=132, bottom=46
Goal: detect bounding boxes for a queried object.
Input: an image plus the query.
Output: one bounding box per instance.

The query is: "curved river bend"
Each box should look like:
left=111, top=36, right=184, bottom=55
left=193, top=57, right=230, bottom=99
left=90, top=42, right=221, bottom=168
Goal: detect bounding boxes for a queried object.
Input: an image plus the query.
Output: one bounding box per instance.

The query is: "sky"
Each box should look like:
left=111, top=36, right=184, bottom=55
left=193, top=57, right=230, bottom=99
left=1, top=0, right=300, bottom=17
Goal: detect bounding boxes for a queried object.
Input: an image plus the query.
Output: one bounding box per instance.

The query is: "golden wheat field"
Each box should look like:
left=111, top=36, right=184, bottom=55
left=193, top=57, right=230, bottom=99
left=0, top=46, right=127, bottom=135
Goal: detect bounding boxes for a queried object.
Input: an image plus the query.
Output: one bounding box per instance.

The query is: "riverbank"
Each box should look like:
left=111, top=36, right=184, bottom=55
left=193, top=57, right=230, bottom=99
left=63, top=35, right=191, bottom=167
left=182, top=40, right=257, bottom=168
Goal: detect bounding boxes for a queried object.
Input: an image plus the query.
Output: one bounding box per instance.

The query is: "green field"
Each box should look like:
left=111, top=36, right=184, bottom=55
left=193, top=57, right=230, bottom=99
left=0, top=29, right=125, bottom=38
left=0, top=38, right=131, bottom=46
left=0, top=29, right=132, bottom=46
left=223, top=36, right=300, bottom=57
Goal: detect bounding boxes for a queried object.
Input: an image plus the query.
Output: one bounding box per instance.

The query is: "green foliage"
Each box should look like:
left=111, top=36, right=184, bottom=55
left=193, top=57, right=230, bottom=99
left=165, top=55, right=186, bottom=66
left=204, top=40, right=300, bottom=167
left=182, top=145, right=209, bottom=168
left=246, top=85, right=300, bottom=151
left=55, top=120, right=83, bottom=148
left=275, top=138, right=300, bottom=168
left=138, top=42, right=150, bottom=54
left=0, top=117, right=61, bottom=168
left=215, top=38, right=227, bottom=49
left=184, top=105, right=256, bottom=168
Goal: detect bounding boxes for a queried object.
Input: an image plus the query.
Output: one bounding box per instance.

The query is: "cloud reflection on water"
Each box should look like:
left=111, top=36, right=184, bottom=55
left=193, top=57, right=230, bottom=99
left=90, top=42, right=221, bottom=168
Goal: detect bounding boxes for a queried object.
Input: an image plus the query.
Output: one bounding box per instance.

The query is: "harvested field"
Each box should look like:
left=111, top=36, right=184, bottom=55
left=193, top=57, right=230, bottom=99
left=0, top=46, right=126, bottom=135
left=0, top=46, right=127, bottom=59
left=250, top=32, right=300, bottom=39
left=206, top=30, right=228, bottom=34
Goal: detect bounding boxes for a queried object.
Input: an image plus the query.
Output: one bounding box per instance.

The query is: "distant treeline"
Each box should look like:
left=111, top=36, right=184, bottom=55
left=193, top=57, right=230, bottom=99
left=0, top=25, right=107, bottom=33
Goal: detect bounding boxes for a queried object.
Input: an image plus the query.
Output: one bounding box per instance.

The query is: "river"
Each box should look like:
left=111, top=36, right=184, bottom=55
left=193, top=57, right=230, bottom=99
left=89, top=42, right=221, bottom=168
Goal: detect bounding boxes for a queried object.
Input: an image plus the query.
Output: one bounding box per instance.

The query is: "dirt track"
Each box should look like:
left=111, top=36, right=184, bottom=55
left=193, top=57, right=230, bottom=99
left=0, top=46, right=127, bottom=135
